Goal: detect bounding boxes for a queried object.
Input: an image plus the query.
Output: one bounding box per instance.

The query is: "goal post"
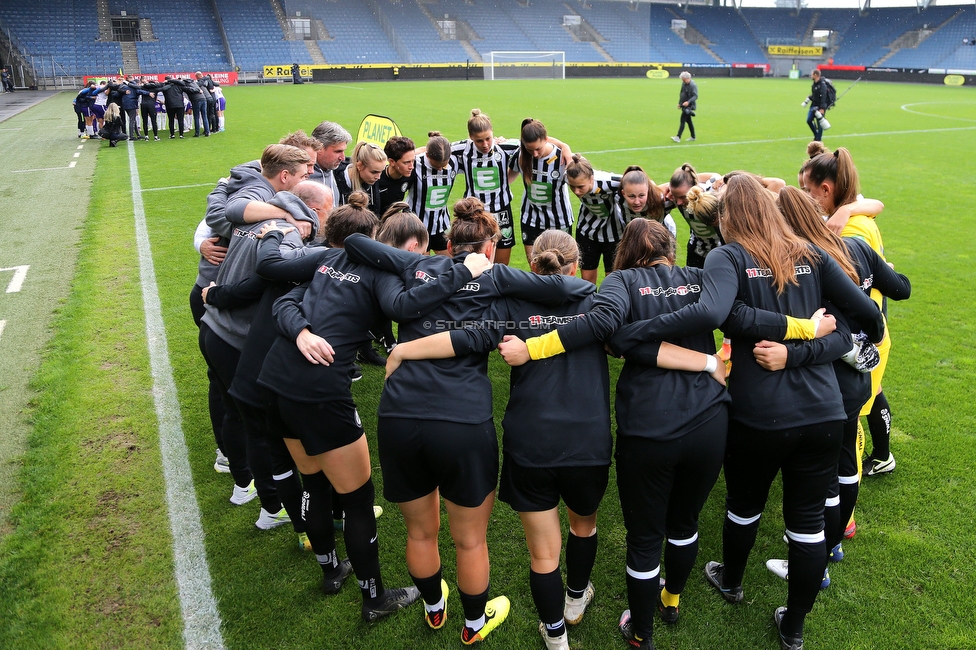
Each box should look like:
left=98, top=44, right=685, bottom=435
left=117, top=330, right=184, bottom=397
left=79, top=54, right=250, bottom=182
left=484, top=51, right=566, bottom=81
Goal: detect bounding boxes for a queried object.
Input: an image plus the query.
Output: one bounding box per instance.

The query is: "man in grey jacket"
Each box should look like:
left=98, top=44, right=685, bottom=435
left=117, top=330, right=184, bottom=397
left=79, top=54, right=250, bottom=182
left=671, top=71, right=698, bottom=143
left=199, top=144, right=312, bottom=509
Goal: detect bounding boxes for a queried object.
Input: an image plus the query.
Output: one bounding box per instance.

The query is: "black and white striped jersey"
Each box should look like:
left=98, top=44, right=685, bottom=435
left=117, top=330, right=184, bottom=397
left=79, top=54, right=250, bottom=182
left=406, top=152, right=460, bottom=236
left=451, top=139, right=520, bottom=212
left=678, top=203, right=724, bottom=258
left=576, top=171, right=626, bottom=243
left=618, top=196, right=679, bottom=239
left=512, top=145, right=574, bottom=231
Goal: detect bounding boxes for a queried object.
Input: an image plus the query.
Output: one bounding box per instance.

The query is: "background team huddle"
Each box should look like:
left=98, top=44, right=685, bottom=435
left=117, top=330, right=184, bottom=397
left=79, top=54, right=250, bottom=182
left=191, top=107, right=908, bottom=650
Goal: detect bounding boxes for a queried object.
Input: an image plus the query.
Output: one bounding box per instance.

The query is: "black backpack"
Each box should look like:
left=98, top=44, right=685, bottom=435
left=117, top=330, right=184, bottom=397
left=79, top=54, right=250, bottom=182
left=823, top=78, right=837, bottom=109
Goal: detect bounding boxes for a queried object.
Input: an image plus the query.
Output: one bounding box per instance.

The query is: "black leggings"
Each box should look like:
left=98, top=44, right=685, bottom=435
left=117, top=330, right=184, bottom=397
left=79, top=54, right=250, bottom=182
left=141, top=105, right=158, bottom=137
left=167, top=107, right=185, bottom=136
left=722, top=419, right=843, bottom=636
left=677, top=112, right=695, bottom=139
left=189, top=284, right=227, bottom=459
left=616, top=405, right=727, bottom=641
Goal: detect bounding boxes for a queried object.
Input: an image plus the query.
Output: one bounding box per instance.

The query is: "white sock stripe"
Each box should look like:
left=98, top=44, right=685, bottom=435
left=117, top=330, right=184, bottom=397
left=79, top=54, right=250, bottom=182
left=128, top=145, right=225, bottom=649
left=626, top=565, right=660, bottom=580
left=727, top=511, right=761, bottom=526
left=272, top=470, right=294, bottom=481
left=839, top=474, right=860, bottom=485
left=785, top=529, right=826, bottom=544
left=825, top=496, right=841, bottom=507
left=668, top=532, right=699, bottom=546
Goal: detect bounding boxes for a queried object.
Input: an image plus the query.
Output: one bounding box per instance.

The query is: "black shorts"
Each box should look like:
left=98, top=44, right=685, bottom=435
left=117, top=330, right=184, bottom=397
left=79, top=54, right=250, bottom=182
left=576, top=233, right=619, bottom=272
left=521, top=221, right=572, bottom=246
left=428, top=231, right=448, bottom=252
left=499, top=453, right=609, bottom=515
left=377, top=417, right=498, bottom=507
left=491, top=207, right=515, bottom=249
left=274, top=395, right=364, bottom=456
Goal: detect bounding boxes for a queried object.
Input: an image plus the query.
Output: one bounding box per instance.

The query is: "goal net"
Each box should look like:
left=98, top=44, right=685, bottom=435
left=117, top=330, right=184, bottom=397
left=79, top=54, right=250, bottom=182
left=484, top=51, right=566, bottom=81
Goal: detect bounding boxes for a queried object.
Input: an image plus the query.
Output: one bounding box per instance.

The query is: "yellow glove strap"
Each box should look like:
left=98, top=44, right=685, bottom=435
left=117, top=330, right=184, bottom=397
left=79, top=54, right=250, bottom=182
left=785, top=316, right=817, bottom=340
left=525, top=330, right=566, bottom=360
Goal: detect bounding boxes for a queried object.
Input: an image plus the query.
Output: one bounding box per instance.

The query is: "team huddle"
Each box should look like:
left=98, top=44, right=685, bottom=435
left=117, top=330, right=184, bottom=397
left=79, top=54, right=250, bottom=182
left=189, top=109, right=910, bottom=650
left=73, top=72, right=227, bottom=146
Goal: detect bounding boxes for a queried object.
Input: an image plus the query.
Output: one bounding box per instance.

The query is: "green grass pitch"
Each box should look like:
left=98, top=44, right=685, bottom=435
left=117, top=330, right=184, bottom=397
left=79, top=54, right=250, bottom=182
left=0, top=76, right=975, bottom=649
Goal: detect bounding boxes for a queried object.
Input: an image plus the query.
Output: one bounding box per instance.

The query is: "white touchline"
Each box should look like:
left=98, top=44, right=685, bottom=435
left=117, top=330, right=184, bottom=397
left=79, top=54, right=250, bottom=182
left=126, top=145, right=225, bottom=650
left=0, top=320, right=5, bottom=343
left=1, top=265, right=29, bottom=293
left=582, top=124, right=976, bottom=156
left=11, top=165, right=75, bottom=173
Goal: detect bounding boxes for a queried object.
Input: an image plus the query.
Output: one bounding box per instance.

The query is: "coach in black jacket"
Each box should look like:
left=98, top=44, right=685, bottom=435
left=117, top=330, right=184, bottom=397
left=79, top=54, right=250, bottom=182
left=672, top=71, right=698, bottom=143
left=160, top=76, right=187, bottom=138
left=805, top=69, right=829, bottom=142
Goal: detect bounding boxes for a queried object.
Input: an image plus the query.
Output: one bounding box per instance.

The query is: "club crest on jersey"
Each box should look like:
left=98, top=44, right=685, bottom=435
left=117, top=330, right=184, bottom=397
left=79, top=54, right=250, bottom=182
left=316, top=265, right=361, bottom=283
left=860, top=275, right=874, bottom=291
left=400, top=182, right=408, bottom=192
left=549, top=170, right=560, bottom=180
left=415, top=269, right=435, bottom=283
left=638, top=284, right=701, bottom=297
left=494, top=152, right=502, bottom=162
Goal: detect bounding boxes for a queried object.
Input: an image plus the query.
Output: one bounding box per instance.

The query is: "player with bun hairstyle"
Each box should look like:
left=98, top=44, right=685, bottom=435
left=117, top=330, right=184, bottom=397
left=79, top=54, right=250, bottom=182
left=375, top=136, right=416, bottom=217
left=384, top=229, right=609, bottom=650
left=802, top=147, right=898, bottom=479
left=406, top=131, right=460, bottom=255
left=335, top=140, right=389, bottom=210
left=446, top=109, right=522, bottom=265
left=252, top=190, right=490, bottom=622
left=664, top=163, right=724, bottom=268
left=514, top=118, right=575, bottom=260
left=565, top=154, right=626, bottom=284
left=342, top=198, right=594, bottom=645
left=617, top=165, right=677, bottom=238
left=684, top=186, right=721, bottom=230
left=377, top=202, right=429, bottom=253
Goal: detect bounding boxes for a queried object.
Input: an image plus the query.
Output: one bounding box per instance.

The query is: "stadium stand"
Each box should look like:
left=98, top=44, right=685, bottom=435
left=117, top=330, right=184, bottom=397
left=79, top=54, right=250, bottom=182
left=830, top=6, right=958, bottom=66
left=1, top=0, right=974, bottom=76
left=884, top=7, right=974, bottom=68
left=375, top=0, right=471, bottom=64
left=120, top=0, right=228, bottom=73
left=740, top=7, right=812, bottom=47
left=0, top=0, right=121, bottom=76
left=650, top=7, right=717, bottom=64
left=216, top=0, right=311, bottom=72
left=294, top=0, right=400, bottom=65
left=684, top=7, right=767, bottom=64
left=574, top=1, right=669, bottom=62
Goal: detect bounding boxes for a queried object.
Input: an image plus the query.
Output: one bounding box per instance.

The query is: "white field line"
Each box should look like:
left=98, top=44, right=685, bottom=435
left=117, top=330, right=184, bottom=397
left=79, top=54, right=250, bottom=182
left=1, top=265, right=29, bottom=293
left=11, top=165, right=75, bottom=173
left=900, top=102, right=976, bottom=123
left=0, top=319, right=5, bottom=343
left=126, top=145, right=225, bottom=650
left=582, top=124, right=976, bottom=156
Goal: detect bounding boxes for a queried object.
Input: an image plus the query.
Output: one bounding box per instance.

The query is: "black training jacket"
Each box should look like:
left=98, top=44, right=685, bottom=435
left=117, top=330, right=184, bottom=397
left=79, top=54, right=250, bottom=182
left=343, top=235, right=595, bottom=424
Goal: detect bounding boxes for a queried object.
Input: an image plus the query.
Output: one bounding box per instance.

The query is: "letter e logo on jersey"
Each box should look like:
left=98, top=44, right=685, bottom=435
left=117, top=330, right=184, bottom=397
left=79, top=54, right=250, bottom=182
left=426, top=186, right=451, bottom=209
left=472, top=167, right=500, bottom=192
left=528, top=181, right=553, bottom=205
